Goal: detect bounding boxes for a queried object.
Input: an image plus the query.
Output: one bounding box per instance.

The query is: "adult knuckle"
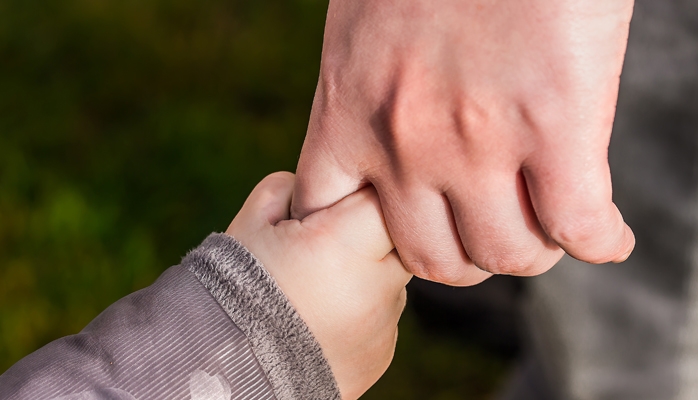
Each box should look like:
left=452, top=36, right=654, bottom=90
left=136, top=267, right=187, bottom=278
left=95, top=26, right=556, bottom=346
left=545, top=210, right=626, bottom=263
left=470, top=246, right=542, bottom=276
left=476, top=255, right=528, bottom=276
left=547, top=215, right=601, bottom=247
left=404, top=255, right=467, bottom=285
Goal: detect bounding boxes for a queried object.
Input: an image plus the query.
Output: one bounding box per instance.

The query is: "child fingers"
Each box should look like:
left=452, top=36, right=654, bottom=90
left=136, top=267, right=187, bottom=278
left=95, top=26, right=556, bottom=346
left=356, top=250, right=411, bottom=312
left=373, top=251, right=410, bottom=333
left=303, top=185, right=395, bottom=260
left=228, top=172, right=295, bottom=236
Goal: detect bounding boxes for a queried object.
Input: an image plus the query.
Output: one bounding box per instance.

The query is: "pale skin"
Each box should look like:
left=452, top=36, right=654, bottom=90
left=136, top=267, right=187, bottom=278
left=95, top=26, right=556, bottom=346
left=227, top=172, right=412, bottom=400
left=292, top=0, right=637, bottom=286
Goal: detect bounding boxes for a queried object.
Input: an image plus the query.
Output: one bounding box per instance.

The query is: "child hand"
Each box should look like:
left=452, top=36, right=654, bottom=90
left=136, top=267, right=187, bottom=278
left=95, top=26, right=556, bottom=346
left=226, top=172, right=412, bottom=400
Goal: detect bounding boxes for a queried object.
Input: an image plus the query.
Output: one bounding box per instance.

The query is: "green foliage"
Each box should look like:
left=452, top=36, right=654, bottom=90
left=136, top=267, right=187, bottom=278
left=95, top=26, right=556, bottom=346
left=0, top=0, right=509, bottom=397
left=0, top=0, right=323, bottom=372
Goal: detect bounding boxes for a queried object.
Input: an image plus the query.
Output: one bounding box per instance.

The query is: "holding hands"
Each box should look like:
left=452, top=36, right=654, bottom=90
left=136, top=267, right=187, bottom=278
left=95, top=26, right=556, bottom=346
left=228, top=172, right=412, bottom=399
left=1, top=1, right=643, bottom=398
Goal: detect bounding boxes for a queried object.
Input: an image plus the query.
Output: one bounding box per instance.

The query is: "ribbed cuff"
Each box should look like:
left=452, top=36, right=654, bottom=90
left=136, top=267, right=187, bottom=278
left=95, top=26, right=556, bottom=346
left=182, top=233, right=341, bottom=400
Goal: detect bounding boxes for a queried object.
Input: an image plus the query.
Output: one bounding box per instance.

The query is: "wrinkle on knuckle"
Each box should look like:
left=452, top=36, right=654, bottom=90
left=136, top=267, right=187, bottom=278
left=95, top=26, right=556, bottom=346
left=404, top=256, right=466, bottom=285
left=547, top=214, right=603, bottom=248
left=472, top=250, right=537, bottom=276
left=543, top=211, right=629, bottom=264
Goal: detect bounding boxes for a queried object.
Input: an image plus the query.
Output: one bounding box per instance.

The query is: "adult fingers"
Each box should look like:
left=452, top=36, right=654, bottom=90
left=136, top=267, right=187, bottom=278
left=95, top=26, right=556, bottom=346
left=228, top=171, right=295, bottom=235
left=446, top=171, right=565, bottom=276
left=302, top=185, right=396, bottom=261
left=524, top=151, right=635, bottom=264
left=375, top=180, right=492, bottom=286
left=291, top=120, right=364, bottom=221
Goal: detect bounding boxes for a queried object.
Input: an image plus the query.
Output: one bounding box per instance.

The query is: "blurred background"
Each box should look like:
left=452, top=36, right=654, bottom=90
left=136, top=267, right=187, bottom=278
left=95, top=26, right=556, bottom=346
left=0, top=0, right=523, bottom=397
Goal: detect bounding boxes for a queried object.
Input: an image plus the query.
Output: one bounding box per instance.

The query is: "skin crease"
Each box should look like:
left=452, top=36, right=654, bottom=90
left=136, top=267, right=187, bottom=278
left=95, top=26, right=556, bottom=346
left=227, top=172, right=412, bottom=400
left=292, top=0, right=637, bottom=286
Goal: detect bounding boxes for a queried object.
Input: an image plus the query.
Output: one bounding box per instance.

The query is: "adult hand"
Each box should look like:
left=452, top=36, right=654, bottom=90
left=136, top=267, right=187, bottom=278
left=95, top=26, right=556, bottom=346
left=292, top=0, right=636, bottom=286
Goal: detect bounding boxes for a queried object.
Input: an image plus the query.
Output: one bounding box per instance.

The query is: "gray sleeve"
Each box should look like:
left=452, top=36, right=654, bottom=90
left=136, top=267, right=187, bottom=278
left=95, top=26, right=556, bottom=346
left=0, top=233, right=341, bottom=400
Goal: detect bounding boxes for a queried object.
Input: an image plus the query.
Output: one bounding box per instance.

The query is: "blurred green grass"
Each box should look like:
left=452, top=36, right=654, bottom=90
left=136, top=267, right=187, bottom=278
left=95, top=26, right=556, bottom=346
left=0, top=0, right=509, bottom=397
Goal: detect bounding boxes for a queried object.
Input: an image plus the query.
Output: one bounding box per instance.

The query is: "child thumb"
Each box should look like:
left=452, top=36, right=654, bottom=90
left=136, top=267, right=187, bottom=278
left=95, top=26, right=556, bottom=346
left=233, top=172, right=295, bottom=233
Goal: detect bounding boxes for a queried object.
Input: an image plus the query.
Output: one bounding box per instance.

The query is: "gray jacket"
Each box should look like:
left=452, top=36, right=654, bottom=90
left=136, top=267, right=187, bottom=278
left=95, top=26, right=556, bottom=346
left=0, top=233, right=341, bottom=400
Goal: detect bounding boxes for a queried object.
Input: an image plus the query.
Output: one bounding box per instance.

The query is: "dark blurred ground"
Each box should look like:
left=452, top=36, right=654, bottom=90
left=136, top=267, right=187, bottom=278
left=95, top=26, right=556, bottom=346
left=0, top=0, right=519, bottom=397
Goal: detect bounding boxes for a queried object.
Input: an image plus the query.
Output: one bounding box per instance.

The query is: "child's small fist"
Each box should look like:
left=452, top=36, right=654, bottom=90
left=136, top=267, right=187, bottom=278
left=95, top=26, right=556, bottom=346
left=227, top=172, right=412, bottom=399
